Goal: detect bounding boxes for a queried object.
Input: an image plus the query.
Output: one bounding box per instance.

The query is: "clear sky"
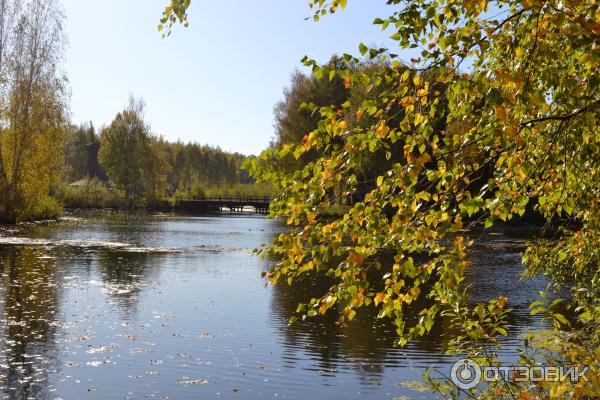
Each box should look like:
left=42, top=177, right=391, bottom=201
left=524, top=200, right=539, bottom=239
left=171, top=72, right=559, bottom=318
left=63, top=0, right=399, bottom=155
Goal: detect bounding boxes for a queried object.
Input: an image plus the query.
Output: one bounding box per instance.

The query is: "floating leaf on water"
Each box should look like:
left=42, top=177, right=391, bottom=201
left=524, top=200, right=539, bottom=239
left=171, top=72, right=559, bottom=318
left=177, top=379, right=208, bottom=385
left=119, top=333, right=138, bottom=341
left=86, top=344, right=117, bottom=354
left=517, top=329, right=563, bottom=352
left=394, top=380, right=433, bottom=392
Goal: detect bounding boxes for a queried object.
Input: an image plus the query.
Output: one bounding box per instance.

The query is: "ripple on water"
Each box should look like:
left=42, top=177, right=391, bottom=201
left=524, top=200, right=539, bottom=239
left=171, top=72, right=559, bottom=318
left=0, top=236, right=183, bottom=253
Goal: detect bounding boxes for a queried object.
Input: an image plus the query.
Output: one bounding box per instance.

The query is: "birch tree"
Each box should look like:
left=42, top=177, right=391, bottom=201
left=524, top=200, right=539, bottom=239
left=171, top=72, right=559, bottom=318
left=0, top=0, right=67, bottom=222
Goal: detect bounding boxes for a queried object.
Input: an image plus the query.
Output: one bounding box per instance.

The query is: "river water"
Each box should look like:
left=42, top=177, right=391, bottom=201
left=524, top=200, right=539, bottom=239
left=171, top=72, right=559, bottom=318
left=0, top=211, right=550, bottom=399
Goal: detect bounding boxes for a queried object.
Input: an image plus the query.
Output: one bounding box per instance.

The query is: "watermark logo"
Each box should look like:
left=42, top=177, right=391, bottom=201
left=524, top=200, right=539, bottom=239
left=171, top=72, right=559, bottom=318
left=451, top=359, right=482, bottom=389
left=450, top=359, right=589, bottom=389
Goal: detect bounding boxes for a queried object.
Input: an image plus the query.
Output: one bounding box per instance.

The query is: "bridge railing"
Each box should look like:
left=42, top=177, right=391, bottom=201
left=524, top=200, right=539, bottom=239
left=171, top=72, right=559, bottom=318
left=189, top=196, right=272, bottom=203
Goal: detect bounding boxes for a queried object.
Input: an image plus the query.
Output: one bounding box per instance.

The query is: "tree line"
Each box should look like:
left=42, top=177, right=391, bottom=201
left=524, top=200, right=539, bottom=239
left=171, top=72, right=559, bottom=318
left=61, top=97, right=256, bottom=207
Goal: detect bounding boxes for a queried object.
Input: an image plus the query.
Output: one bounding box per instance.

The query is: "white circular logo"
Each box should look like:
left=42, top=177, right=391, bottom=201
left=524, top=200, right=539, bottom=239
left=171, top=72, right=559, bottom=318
left=451, top=359, right=482, bottom=390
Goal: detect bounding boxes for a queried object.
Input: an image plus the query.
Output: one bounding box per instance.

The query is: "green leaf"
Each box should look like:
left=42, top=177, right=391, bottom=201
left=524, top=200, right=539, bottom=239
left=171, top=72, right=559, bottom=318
left=495, top=327, right=508, bottom=336
left=348, top=309, right=356, bottom=321
left=359, top=43, right=368, bottom=56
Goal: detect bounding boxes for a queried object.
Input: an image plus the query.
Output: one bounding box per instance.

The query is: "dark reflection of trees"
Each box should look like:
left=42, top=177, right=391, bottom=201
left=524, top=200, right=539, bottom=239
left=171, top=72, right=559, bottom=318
left=0, top=246, right=61, bottom=400
left=95, top=250, right=163, bottom=320
left=268, top=235, right=549, bottom=385
left=93, top=213, right=167, bottom=320
left=269, top=271, right=451, bottom=385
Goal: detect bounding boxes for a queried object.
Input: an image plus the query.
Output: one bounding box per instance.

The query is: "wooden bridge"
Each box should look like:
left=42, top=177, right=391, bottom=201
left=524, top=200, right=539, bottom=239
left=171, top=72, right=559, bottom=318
left=177, top=196, right=271, bottom=214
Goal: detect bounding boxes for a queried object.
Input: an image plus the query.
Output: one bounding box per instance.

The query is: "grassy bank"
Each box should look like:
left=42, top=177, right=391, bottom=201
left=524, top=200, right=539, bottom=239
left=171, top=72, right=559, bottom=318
left=54, top=180, right=128, bottom=209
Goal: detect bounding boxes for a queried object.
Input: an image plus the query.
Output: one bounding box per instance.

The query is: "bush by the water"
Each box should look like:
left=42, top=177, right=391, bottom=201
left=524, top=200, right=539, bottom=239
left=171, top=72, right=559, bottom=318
left=55, top=179, right=126, bottom=209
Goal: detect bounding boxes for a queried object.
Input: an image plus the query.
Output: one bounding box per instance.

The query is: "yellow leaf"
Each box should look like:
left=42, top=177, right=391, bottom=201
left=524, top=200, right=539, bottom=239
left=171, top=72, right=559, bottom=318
left=349, top=251, right=365, bottom=265
left=498, top=296, right=508, bottom=308
left=495, top=105, right=507, bottom=121
left=377, top=123, right=390, bottom=138
left=418, top=152, right=432, bottom=165
left=374, top=292, right=387, bottom=306
left=515, top=47, right=524, bottom=57
left=518, top=167, right=527, bottom=182
left=319, top=302, right=329, bottom=315
left=414, top=113, right=423, bottom=125
left=344, top=76, right=351, bottom=89
left=506, top=123, right=519, bottom=138
left=401, top=69, right=410, bottom=82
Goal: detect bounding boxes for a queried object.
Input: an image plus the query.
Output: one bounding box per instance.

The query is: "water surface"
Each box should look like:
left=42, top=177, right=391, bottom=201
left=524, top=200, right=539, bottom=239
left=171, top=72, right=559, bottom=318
left=0, top=212, right=549, bottom=399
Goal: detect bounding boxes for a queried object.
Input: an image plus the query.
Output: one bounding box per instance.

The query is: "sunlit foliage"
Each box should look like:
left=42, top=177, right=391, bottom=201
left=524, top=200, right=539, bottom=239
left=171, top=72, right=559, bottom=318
left=247, top=0, right=599, bottom=398
left=99, top=97, right=170, bottom=205
left=159, top=0, right=190, bottom=37
left=0, top=0, right=68, bottom=222
left=164, top=141, right=250, bottom=198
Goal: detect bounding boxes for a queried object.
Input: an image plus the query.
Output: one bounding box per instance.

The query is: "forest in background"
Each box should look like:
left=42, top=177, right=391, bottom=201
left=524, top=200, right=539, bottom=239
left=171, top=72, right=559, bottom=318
left=57, top=103, right=267, bottom=210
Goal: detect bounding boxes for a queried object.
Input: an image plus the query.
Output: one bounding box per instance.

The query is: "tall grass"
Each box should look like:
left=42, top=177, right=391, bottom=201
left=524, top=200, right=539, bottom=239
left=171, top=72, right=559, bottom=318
left=56, top=179, right=274, bottom=209
left=54, top=178, right=127, bottom=209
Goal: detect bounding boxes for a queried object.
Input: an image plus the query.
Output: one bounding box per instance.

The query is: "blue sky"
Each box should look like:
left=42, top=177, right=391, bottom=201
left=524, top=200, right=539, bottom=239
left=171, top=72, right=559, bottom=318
left=63, top=0, right=399, bottom=155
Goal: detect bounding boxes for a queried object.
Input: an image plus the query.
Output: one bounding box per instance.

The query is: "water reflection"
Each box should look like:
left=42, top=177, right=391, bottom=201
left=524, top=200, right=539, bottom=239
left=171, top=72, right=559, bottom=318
left=0, top=246, right=61, bottom=400
left=273, top=282, right=395, bottom=386
left=96, top=250, right=162, bottom=319
left=270, top=272, right=451, bottom=383
left=267, top=231, right=552, bottom=388
left=0, top=213, right=553, bottom=399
